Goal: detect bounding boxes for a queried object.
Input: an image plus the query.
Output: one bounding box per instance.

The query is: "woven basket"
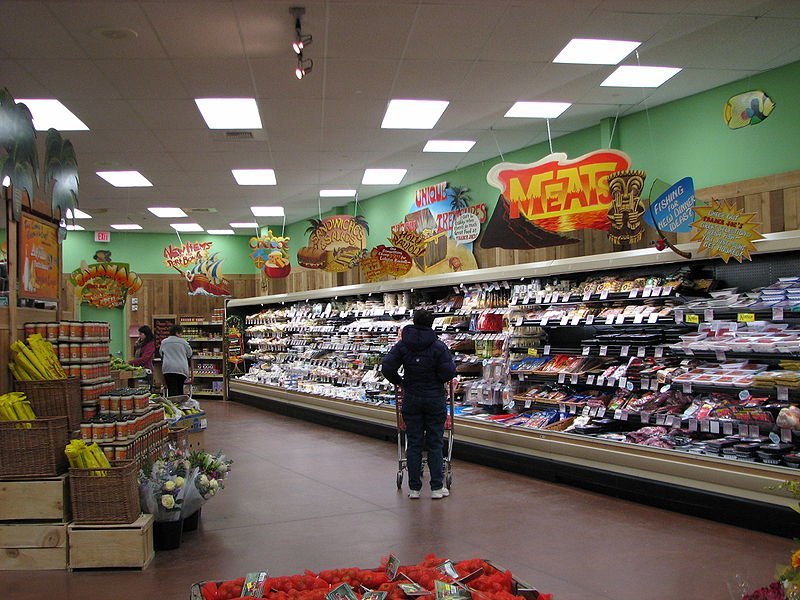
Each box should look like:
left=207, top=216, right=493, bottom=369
left=0, top=417, right=69, bottom=479
left=14, top=377, right=81, bottom=433
left=543, top=416, right=576, bottom=431
left=69, top=460, right=141, bottom=524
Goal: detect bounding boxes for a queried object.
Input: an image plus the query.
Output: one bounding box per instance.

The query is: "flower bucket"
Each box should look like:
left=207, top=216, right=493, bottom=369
left=183, top=508, right=202, bottom=532
left=153, top=518, right=183, bottom=550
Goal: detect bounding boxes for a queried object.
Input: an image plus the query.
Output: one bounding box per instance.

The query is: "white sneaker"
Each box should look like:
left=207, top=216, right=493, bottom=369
left=431, top=487, right=449, bottom=499
left=408, top=490, right=420, bottom=499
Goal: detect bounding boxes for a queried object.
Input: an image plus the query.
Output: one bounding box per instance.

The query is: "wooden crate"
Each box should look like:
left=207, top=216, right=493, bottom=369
left=187, top=430, right=205, bottom=451
left=0, top=474, right=70, bottom=522
left=68, top=513, right=154, bottom=570
left=0, top=523, right=68, bottom=570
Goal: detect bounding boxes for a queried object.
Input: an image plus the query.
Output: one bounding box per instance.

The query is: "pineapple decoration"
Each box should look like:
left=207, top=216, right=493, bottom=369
left=70, top=261, right=143, bottom=309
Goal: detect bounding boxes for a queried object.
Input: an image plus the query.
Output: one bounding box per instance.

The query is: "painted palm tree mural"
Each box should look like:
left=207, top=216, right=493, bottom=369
left=45, top=129, right=80, bottom=241
left=0, top=88, right=39, bottom=221
left=447, top=186, right=471, bottom=211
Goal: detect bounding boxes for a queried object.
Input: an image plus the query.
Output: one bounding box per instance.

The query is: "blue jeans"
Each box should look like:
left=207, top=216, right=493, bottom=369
left=402, top=392, right=446, bottom=491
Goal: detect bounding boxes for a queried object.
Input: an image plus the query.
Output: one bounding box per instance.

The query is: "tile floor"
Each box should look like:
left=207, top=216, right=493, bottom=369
left=5, top=400, right=793, bottom=600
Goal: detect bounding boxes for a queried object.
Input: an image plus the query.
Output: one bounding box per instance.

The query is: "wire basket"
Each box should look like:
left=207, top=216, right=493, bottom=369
left=0, top=416, right=69, bottom=479
left=69, top=460, right=141, bottom=524
left=14, top=377, right=82, bottom=433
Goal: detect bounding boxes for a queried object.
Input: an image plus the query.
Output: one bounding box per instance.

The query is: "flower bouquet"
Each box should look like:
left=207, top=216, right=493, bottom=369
left=181, top=450, right=233, bottom=529
left=139, top=446, right=191, bottom=522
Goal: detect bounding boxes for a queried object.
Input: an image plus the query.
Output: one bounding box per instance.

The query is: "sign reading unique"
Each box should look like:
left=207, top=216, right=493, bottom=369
left=19, top=213, right=59, bottom=301
left=249, top=230, right=291, bottom=279
left=482, top=150, right=631, bottom=249
left=70, top=261, right=142, bottom=309
left=163, top=241, right=231, bottom=296
left=644, top=177, right=696, bottom=233
left=359, top=245, right=413, bottom=282
left=690, top=199, right=764, bottom=263
left=298, top=215, right=369, bottom=272
left=607, top=169, right=646, bottom=247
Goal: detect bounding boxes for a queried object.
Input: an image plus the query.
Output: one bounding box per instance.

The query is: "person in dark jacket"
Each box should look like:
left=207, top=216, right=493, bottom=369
left=381, top=309, right=456, bottom=499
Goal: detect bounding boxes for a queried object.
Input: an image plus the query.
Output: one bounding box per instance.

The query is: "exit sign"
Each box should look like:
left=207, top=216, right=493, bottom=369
left=94, top=231, right=111, bottom=243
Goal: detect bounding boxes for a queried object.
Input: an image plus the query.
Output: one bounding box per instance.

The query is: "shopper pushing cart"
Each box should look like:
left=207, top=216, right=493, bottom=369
left=381, top=309, right=456, bottom=500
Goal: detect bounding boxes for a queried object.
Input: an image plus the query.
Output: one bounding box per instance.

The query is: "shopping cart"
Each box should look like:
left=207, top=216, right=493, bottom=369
left=395, top=381, right=455, bottom=490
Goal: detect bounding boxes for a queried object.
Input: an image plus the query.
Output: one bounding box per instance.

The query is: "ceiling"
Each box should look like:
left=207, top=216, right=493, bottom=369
left=3, top=0, right=800, bottom=234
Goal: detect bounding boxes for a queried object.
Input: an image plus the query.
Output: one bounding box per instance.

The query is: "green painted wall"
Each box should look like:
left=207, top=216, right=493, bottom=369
left=80, top=304, right=125, bottom=358
left=62, top=231, right=259, bottom=274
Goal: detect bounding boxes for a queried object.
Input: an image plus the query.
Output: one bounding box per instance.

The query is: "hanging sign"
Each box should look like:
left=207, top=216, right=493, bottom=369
left=607, top=169, right=647, bottom=247
left=70, top=261, right=142, bottom=309
left=690, top=199, right=764, bottom=263
left=19, top=213, right=59, bottom=301
left=359, top=245, right=413, bottom=282
left=452, top=212, right=481, bottom=244
left=644, top=177, right=696, bottom=233
left=482, top=150, right=630, bottom=249
left=297, top=215, right=368, bottom=272
left=163, top=241, right=231, bottom=296
left=249, top=230, right=291, bottom=279
left=724, top=90, right=775, bottom=130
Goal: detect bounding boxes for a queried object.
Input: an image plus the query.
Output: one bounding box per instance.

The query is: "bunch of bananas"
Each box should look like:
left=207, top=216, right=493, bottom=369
left=64, top=439, right=111, bottom=475
left=10, top=334, right=67, bottom=381
left=0, top=392, right=36, bottom=427
left=182, top=407, right=203, bottom=415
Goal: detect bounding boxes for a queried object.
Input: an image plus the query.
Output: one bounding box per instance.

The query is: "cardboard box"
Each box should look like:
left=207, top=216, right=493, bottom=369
left=68, top=513, right=154, bottom=570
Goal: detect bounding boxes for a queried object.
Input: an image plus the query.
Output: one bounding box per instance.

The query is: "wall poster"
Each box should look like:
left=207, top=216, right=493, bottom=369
left=70, top=261, right=142, bottom=309
left=298, top=215, right=369, bottom=272
left=19, top=212, right=59, bottom=301
left=249, top=230, right=291, bottom=279
left=482, top=150, right=631, bottom=249
left=690, top=199, right=764, bottom=263
left=163, top=240, right=231, bottom=296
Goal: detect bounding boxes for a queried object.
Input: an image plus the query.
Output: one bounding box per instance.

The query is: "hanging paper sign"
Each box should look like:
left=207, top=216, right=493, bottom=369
left=19, top=213, right=59, bottom=301
left=644, top=177, right=696, bottom=233
left=724, top=90, right=775, bottom=130
left=607, top=169, right=646, bottom=247
left=482, top=150, right=631, bottom=249
left=249, top=230, right=291, bottom=279
left=163, top=241, right=231, bottom=296
left=360, top=245, right=413, bottom=282
left=70, top=262, right=142, bottom=309
left=452, top=212, right=481, bottom=244
left=298, top=215, right=368, bottom=272
left=690, top=199, right=764, bottom=263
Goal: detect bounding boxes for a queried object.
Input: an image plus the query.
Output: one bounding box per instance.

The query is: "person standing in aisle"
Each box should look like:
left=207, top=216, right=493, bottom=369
left=381, top=308, right=456, bottom=500
left=160, top=324, right=193, bottom=397
left=130, top=325, right=156, bottom=370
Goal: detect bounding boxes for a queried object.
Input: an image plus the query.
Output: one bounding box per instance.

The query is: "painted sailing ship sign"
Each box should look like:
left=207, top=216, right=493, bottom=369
left=163, top=240, right=231, bottom=296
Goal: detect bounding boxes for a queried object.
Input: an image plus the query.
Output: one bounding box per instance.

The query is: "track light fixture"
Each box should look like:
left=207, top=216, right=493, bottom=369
left=290, top=6, right=313, bottom=79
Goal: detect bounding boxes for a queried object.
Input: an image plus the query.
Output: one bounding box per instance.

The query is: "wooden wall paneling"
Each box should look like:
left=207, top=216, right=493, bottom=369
left=784, top=187, right=799, bottom=231
left=770, top=189, right=785, bottom=233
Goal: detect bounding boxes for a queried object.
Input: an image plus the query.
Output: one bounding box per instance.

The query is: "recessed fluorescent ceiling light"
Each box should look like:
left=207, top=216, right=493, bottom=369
left=230, top=222, right=259, bottom=228
left=207, top=229, right=235, bottom=235
left=65, top=224, right=85, bottom=231
left=601, top=65, right=681, bottom=87
left=250, top=206, right=285, bottom=217
left=195, top=98, right=262, bottom=129
left=16, top=99, right=89, bottom=131
left=553, top=38, right=640, bottom=65
left=96, top=171, right=152, bottom=187
left=171, top=223, right=204, bottom=232
left=231, top=169, right=276, bottom=185
left=362, top=169, right=407, bottom=185
left=148, top=207, right=187, bottom=218
left=66, top=208, right=92, bottom=219
left=381, top=99, right=449, bottom=129
left=319, top=189, right=357, bottom=198
left=110, top=223, right=142, bottom=230
left=505, top=102, right=571, bottom=119
left=423, top=140, right=476, bottom=153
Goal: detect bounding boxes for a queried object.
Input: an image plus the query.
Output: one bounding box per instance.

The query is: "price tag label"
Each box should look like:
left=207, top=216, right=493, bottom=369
left=600, top=290, right=609, bottom=300
left=614, top=409, right=622, bottom=420
left=518, top=374, right=526, bottom=381
left=640, top=411, right=650, bottom=424
left=596, top=376, right=605, bottom=386
left=597, top=407, right=606, bottom=417
left=620, top=345, right=630, bottom=357
left=524, top=399, right=532, bottom=409
left=552, top=292, right=560, bottom=303
left=558, top=373, right=566, bottom=384
left=569, top=405, right=577, bottom=414
left=748, top=424, right=760, bottom=438
left=655, top=414, right=666, bottom=425
left=523, top=294, right=531, bottom=305
left=737, top=312, right=755, bottom=323
left=709, top=420, right=720, bottom=434
left=654, top=346, right=664, bottom=359
left=586, top=375, right=596, bottom=385
left=682, top=382, right=692, bottom=393
left=543, top=345, right=551, bottom=355
left=583, top=290, right=592, bottom=301
left=685, top=314, right=700, bottom=324
left=615, top=314, right=626, bottom=325
left=582, top=346, right=591, bottom=356
left=641, top=377, right=650, bottom=389
left=653, top=286, right=663, bottom=296
left=738, top=423, right=748, bottom=436
left=571, top=316, right=581, bottom=326
left=642, top=287, right=652, bottom=298
left=560, top=316, right=570, bottom=326
left=541, top=316, right=550, bottom=326
left=620, top=410, right=629, bottom=421
left=599, top=346, right=608, bottom=356
left=648, top=313, right=660, bottom=324
left=698, top=419, right=709, bottom=432
left=674, top=309, right=684, bottom=323
left=586, top=314, right=595, bottom=325
left=778, top=387, right=789, bottom=401
left=723, top=421, right=734, bottom=435
left=516, top=316, right=524, bottom=327
left=544, top=293, right=552, bottom=304
left=559, top=403, right=566, bottom=413
left=570, top=374, right=579, bottom=385
left=688, top=418, right=698, bottom=432
left=715, top=350, right=726, bottom=362
left=704, top=309, right=715, bottom=322
left=773, top=307, right=785, bottom=321
left=605, top=315, right=616, bottom=325
left=662, top=286, right=673, bottom=296
left=628, top=289, right=639, bottom=299
left=588, top=407, right=597, bottom=417
left=563, top=293, right=572, bottom=303
left=634, top=314, right=645, bottom=324
left=527, top=347, right=538, bottom=357
left=607, top=378, right=617, bottom=388
left=637, top=346, right=646, bottom=358
left=582, top=406, right=591, bottom=416
left=619, top=376, right=628, bottom=388
left=685, top=348, right=694, bottom=356
left=782, top=428, right=793, bottom=443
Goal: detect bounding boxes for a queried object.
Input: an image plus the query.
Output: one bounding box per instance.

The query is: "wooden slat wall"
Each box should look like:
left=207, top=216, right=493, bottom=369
left=268, top=169, right=800, bottom=294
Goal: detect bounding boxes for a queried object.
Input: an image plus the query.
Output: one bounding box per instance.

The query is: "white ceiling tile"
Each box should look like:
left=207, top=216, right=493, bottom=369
left=0, top=1, right=85, bottom=59
left=23, top=59, right=120, bottom=100
left=141, top=1, right=244, bottom=58
left=323, top=59, right=397, bottom=100
left=634, top=67, right=762, bottom=109
left=391, top=60, right=474, bottom=99
left=403, top=4, right=503, bottom=61
left=63, top=99, right=148, bottom=132
left=527, top=64, right=609, bottom=103
left=574, top=9, right=683, bottom=41
left=0, top=60, right=51, bottom=97
left=250, top=56, right=325, bottom=100
left=259, top=98, right=324, bottom=131
left=78, top=151, right=183, bottom=173
left=765, top=0, right=800, bottom=18
left=452, top=61, right=549, bottom=103
left=579, top=83, right=657, bottom=106
left=75, top=129, right=166, bottom=155
left=128, top=99, right=208, bottom=130
left=95, top=59, right=189, bottom=99
left=171, top=58, right=257, bottom=97
left=322, top=98, right=389, bottom=130
left=47, top=1, right=167, bottom=59
left=325, top=3, right=417, bottom=59
left=231, top=0, right=313, bottom=58
left=683, top=0, right=774, bottom=16
left=599, top=0, right=692, bottom=12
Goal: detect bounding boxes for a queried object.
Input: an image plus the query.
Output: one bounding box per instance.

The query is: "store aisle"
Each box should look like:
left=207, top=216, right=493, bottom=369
left=6, top=401, right=791, bottom=600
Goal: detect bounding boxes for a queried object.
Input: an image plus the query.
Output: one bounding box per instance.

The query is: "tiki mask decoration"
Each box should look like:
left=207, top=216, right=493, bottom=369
left=607, top=169, right=646, bottom=247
